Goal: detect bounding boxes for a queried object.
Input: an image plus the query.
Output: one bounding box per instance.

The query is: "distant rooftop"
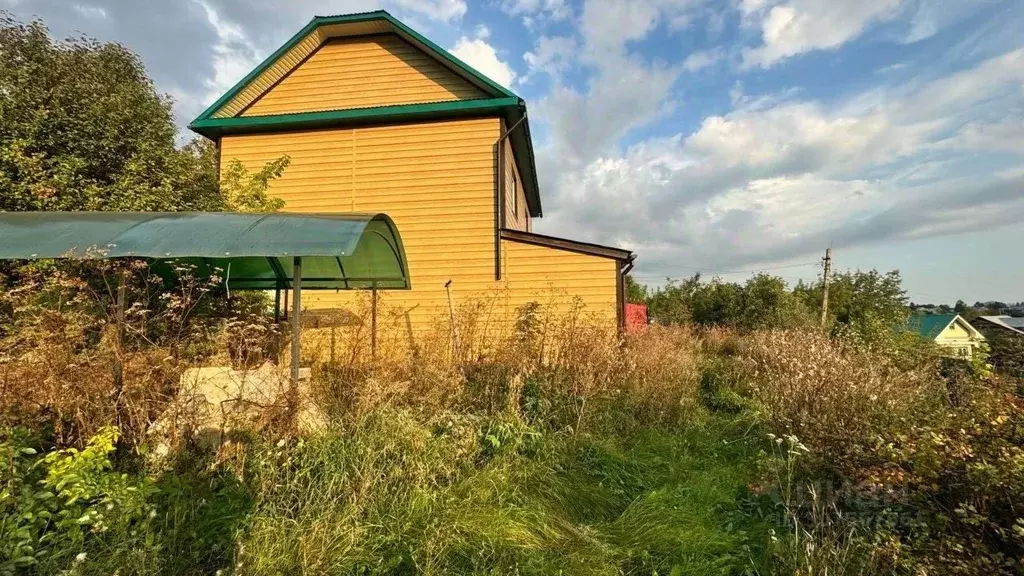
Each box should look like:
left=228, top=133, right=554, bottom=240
left=976, top=316, right=1024, bottom=335
left=907, top=314, right=959, bottom=339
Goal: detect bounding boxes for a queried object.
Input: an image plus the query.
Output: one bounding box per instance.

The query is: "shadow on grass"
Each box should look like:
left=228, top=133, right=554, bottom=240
left=149, top=445, right=254, bottom=576
left=538, top=415, right=771, bottom=575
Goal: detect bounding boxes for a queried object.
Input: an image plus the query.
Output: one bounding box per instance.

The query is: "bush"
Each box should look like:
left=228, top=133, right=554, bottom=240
left=0, top=427, right=158, bottom=573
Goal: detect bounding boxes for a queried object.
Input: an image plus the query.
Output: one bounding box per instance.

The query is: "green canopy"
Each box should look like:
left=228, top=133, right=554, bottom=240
left=0, top=211, right=409, bottom=290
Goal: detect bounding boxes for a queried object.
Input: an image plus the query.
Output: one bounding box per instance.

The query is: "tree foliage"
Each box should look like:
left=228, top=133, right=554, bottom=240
left=220, top=157, right=290, bottom=212
left=642, top=273, right=815, bottom=330
left=0, top=15, right=226, bottom=212
left=795, top=269, right=909, bottom=342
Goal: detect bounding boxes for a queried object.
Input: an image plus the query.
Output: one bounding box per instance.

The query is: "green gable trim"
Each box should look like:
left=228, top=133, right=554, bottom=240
left=191, top=98, right=519, bottom=134
left=193, top=10, right=516, bottom=123
left=370, top=12, right=516, bottom=101
left=191, top=10, right=542, bottom=217
left=193, top=16, right=323, bottom=122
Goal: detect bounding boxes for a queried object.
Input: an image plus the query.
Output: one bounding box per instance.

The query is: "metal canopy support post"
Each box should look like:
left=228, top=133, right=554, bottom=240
left=289, top=257, right=302, bottom=424
left=274, top=286, right=281, bottom=324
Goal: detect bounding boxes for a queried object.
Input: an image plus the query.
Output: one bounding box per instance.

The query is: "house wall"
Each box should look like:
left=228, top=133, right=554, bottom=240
left=243, top=35, right=485, bottom=117
left=934, top=319, right=983, bottom=358
left=501, top=239, right=619, bottom=331
left=220, top=117, right=501, bottom=333
left=219, top=117, right=622, bottom=344
left=502, top=125, right=530, bottom=232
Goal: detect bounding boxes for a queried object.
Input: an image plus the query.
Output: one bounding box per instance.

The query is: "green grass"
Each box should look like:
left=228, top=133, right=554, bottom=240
left=230, top=410, right=770, bottom=575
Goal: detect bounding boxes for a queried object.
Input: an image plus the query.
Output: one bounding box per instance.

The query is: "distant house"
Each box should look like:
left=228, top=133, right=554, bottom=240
left=970, top=316, right=1024, bottom=377
left=907, top=314, right=985, bottom=358
left=972, top=315, right=1024, bottom=337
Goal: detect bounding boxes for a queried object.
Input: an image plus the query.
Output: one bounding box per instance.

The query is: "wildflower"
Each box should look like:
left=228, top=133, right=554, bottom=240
left=74, top=552, right=87, bottom=564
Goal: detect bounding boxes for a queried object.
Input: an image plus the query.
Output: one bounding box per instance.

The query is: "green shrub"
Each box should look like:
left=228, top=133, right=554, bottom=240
left=0, top=427, right=157, bottom=574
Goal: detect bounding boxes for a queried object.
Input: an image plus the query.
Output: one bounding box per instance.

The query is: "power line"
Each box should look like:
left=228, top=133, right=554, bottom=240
left=632, top=261, right=821, bottom=276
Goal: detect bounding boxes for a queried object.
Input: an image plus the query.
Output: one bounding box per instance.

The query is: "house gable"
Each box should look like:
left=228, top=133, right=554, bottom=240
left=197, top=11, right=512, bottom=120
left=935, top=317, right=976, bottom=342
left=243, top=35, right=487, bottom=117
left=190, top=10, right=543, bottom=218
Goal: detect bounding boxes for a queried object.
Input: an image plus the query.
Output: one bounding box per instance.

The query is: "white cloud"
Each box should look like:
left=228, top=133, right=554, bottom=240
left=535, top=47, right=1024, bottom=269
left=196, top=1, right=263, bottom=108
left=741, top=0, right=905, bottom=68
left=501, top=0, right=571, bottom=22
left=579, top=0, right=706, bottom=57
left=391, top=0, right=466, bottom=21
left=943, top=120, right=1024, bottom=153
left=73, top=4, right=109, bottom=20
left=683, top=48, right=725, bottom=71
left=903, top=0, right=986, bottom=44
left=522, top=35, right=577, bottom=81
left=450, top=35, right=517, bottom=88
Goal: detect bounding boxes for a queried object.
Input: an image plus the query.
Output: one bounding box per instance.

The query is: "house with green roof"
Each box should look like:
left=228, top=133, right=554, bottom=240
left=189, top=10, right=635, bottom=343
left=907, top=314, right=985, bottom=358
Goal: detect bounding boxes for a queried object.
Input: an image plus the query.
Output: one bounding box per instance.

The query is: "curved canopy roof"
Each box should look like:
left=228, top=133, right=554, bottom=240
left=0, top=212, right=409, bottom=290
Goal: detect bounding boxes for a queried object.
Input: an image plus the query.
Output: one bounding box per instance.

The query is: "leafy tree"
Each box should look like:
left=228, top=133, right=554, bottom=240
left=0, top=15, right=225, bottom=212
left=796, top=269, right=908, bottom=338
left=736, top=273, right=815, bottom=330
left=220, top=157, right=290, bottom=212
left=625, top=274, right=648, bottom=304
left=646, top=275, right=700, bottom=326
left=643, top=273, right=814, bottom=330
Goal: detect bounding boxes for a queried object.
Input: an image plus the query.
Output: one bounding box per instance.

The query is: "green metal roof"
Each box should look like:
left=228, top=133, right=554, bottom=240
left=188, top=10, right=543, bottom=218
left=906, top=314, right=958, bottom=340
left=0, top=212, right=409, bottom=290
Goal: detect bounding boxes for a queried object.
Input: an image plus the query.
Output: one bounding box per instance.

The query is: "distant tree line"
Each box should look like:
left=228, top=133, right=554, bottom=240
left=627, top=269, right=909, bottom=337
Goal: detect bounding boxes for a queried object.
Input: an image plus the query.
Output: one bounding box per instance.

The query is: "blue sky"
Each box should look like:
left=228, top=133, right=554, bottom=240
left=5, top=0, right=1023, bottom=303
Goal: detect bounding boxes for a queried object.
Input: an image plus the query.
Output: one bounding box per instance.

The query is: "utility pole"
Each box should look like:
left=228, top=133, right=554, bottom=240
left=820, top=247, right=832, bottom=327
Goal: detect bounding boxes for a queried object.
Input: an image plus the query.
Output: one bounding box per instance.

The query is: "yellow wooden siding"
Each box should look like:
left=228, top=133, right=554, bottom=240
left=220, top=118, right=501, bottom=333
left=243, top=35, right=486, bottom=117
left=214, top=21, right=397, bottom=118
left=502, top=239, right=619, bottom=330
left=935, top=320, right=970, bottom=341
left=502, top=134, right=530, bottom=232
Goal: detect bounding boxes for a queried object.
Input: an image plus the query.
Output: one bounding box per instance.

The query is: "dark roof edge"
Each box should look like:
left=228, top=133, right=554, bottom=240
left=507, top=105, right=542, bottom=218
left=190, top=98, right=518, bottom=136
left=500, top=229, right=633, bottom=261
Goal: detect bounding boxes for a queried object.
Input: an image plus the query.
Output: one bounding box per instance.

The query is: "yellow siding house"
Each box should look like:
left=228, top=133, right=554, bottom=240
left=190, top=11, right=634, bottom=342
left=907, top=314, right=986, bottom=358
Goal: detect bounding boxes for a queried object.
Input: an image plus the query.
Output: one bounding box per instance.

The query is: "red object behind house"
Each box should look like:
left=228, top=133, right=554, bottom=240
left=625, top=303, right=648, bottom=333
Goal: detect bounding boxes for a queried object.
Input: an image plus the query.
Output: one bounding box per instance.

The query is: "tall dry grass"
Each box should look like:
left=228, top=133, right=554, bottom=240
left=738, top=329, right=943, bottom=459
left=302, top=294, right=703, bottom=436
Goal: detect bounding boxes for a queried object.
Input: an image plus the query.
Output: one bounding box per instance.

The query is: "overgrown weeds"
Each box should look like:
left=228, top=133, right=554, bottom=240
left=1, top=262, right=1022, bottom=575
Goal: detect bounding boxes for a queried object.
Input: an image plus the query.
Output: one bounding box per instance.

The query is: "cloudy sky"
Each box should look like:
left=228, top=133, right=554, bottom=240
left=5, top=0, right=1023, bottom=303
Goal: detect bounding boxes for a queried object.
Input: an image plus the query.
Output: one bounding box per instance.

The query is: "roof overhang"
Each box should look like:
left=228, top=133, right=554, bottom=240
left=188, top=10, right=542, bottom=218
left=500, top=229, right=633, bottom=262
left=0, top=212, right=410, bottom=290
